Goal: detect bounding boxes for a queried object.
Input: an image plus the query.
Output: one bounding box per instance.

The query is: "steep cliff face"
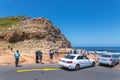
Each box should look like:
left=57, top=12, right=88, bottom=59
left=0, top=17, right=71, bottom=50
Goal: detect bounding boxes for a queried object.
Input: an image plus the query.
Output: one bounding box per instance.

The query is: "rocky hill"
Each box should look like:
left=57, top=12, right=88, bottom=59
left=0, top=16, right=71, bottom=53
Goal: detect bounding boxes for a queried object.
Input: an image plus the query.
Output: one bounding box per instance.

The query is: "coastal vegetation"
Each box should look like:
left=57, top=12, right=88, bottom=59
left=0, top=16, right=30, bottom=28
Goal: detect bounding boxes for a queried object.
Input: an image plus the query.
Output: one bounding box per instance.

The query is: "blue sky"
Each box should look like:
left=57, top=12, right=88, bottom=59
left=0, top=0, right=120, bottom=47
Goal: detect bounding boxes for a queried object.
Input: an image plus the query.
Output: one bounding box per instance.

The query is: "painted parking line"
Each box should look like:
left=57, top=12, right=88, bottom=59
left=17, top=68, right=60, bottom=73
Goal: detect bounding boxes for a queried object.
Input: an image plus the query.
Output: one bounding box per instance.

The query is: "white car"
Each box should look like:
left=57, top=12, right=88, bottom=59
left=98, top=53, right=119, bottom=67
left=59, top=54, right=95, bottom=70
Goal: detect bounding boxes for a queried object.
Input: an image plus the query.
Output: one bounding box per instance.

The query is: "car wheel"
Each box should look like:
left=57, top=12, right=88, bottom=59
left=98, top=63, right=101, bottom=66
left=75, top=64, right=80, bottom=71
left=112, top=63, right=115, bottom=67
left=118, top=60, right=119, bottom=64
left=91, top=62, right=95, bottom=67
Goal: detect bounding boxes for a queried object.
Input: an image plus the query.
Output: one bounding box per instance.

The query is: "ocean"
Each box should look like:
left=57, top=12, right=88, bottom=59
left=74, top=47, right=120, bottom=57
left=74, top=47, right=120, bottom=52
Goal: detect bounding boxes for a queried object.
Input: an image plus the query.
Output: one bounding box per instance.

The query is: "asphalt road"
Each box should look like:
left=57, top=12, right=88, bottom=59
left=0, top=64, right=120, bottom=80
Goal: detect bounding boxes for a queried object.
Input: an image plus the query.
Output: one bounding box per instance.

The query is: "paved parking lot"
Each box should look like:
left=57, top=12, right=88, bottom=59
left=0, top=64, right=120, bottom=80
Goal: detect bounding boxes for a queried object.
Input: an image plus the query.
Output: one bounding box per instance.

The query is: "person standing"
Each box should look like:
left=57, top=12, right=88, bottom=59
left=82, top=50, right=87, bottom=57
left=35, top=50, right=39, bottom=64
left=55, top=50, right=59, bottom=57
left=10, top=47, right=13, bottom=52
left=39, top=50, right=43, bottom=64
left=68, top=50, right=73, bottom=55
left=14, top=50, right=20, bottom=67
left=49, top=49, right=54, bottom=64
left=73, top=50, right=77, bottom=54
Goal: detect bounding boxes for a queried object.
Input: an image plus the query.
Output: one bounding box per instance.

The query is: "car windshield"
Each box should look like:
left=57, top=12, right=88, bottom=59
left=101, top=54, right=111, bottom=58
left=64, top=55, right=75, bottom=59
left=112, top=55, right=119, bottom=58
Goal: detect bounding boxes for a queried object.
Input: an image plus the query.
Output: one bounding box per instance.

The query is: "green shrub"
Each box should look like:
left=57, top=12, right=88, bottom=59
left=0, top=16, right=30, bottom=28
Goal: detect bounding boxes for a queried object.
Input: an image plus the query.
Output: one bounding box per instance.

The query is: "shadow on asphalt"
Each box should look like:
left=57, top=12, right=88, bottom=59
left=60, top=66, right=94, bottom=71
left=60, top=63, right=119, bottom=71
left=98, top=63, right=119, bottom=68
left=17, top=65, right=22, bottom=67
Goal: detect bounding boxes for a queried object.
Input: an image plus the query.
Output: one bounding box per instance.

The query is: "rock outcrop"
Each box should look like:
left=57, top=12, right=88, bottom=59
left=0, top=17, right=71, bottom=51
